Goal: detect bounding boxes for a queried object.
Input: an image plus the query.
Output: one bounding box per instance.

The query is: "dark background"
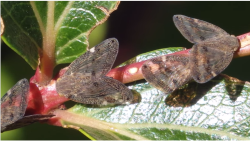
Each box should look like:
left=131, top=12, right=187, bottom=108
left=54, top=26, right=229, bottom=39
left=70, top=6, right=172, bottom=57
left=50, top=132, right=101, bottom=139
left=1, top=1, right=250, bottom=140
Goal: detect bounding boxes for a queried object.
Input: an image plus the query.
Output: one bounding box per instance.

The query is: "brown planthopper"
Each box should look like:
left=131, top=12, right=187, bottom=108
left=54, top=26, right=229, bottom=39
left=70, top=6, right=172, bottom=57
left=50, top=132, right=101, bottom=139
left=56, top=38, right=134, bottom=106
left=142, top=15, right=240, bottom=96
left=1, top=78, right=54, bottom=132
left=173, top=15, right=240, bottom=83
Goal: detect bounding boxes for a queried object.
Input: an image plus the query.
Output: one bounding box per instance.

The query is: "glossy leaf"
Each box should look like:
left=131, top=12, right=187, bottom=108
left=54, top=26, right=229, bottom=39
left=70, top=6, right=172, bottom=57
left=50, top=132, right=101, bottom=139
left=1, top=1, right=119, bottom=69
left=1, top=2, right=42, bottom=69
left=57, top=47, right=250, bottom=140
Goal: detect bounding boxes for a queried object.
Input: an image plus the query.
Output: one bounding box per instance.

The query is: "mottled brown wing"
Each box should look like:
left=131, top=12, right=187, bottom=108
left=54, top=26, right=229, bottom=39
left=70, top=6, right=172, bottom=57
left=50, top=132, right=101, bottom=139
left=173, top=15, right=228, bottom=43
left=63, top=38, right=118, bottom=77
left=142, top=54, right=192, bottom=95
left=190, top=36, right=239, bottom=83
left=57, top=74, right=133, bottom=105
left=2, top=114, right=54, bottom=132
left=1, top=78, right=29, bottom=132
left=56, top=38, right=133, bottom=105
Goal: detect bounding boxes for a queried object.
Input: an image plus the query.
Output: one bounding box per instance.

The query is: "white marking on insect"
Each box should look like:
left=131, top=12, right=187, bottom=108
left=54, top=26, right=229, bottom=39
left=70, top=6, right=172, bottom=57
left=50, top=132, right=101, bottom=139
left=89, top=47, right=95, bottom=53
left=211, top=71, right=217, bottom=76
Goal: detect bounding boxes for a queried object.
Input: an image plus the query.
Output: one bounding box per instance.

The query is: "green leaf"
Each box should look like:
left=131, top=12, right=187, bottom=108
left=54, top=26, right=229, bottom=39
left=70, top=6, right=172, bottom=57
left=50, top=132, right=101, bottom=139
left=58, top=47, right=250, bottom=140
left=1, top=1, right=42, bottom=69
left=1, top=1, right=119, bottom=69
left=54, top=1, right=119, bottom=65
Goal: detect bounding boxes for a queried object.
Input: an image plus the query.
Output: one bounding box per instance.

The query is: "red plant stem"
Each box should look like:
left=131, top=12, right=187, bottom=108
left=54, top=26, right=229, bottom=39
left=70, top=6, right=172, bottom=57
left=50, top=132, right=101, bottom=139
left=107, top=50, right=189, bottom=84
left=36, top=54, right=55, bottom=85
left=234, top=32, right=250, bottom=58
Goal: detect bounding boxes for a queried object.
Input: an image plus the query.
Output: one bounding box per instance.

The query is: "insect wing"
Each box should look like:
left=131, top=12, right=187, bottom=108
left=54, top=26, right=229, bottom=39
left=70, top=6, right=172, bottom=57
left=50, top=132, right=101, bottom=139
left=58, top=75, right=133, bottom=105
left=173, top=15, right=229, bottom=43
left=1, top=78, right=29, bottom=132
left=63, top=38, right=118, bottom=77
left=190, top=36, right=239, bottom=83
left=2, top=114, right=54, bottom=132
left=56, top=38, right=133, bottom=105
left=142, top=54, right=192, bottom=95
